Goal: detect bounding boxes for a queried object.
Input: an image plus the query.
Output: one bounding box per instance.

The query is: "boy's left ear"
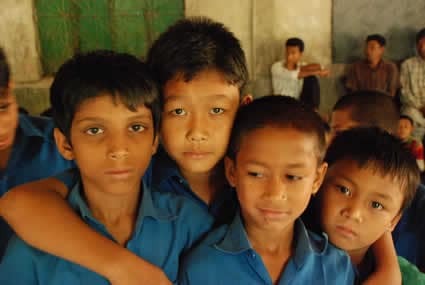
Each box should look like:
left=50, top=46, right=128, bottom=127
left=53, top=128, right=74, bottom=160
left=240, top=94, right=253, bottom=106
left=224, top=156, right=237, bottom=188
left=312, top=162, right=328, bottom=195
left=151, top=134, right=159, bottom=155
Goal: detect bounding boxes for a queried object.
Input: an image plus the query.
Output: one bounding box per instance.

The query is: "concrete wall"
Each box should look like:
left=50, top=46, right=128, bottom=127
left=0, top=0, right=42, bottom=82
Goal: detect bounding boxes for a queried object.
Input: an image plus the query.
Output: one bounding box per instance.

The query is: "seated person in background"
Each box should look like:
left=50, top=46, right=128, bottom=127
left=397, top=115, right=424, bottom=171
left=318, top=127, right=425, bottom=284
left=330, top=90, right=425, bottom=271
left=345, top=34, right=399, bottom=97
left=271, top=37, right=329, bottom=104
left=400, top=27, right=425, bottom=142
left=180, top=96, right=355, bottom=284
left=0, top=48, right=74, bottom=258
left=0, top=51, right=213, bottom=284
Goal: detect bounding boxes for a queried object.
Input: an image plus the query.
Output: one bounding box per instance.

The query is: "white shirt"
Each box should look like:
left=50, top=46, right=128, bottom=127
left=271, top=60, right=305, bottom=98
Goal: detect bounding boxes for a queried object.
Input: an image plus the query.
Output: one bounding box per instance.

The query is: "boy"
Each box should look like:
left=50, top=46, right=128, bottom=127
left=180, top=95, right=355, bottom=284
left=329, top=90, right=425, bottom=271
left=0, top=51, right=213, bottom=284
left=271, top=37, right=329, bottom=100
left=0, top=17, right=251, bottom=283
left=318, top=127, right=424, bottom=284
left=345, top=34, right=399, bottom=97
left=397, top=115, right=424, bottom=171
left=0, top=48, right=74, bottom=258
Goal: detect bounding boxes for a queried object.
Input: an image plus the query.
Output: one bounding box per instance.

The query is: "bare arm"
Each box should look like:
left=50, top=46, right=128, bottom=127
left=298, top=64, right=330, bottom=79
left=0, top=178, right=170, bottom=285
left=363, top=232, right=401, bottom=285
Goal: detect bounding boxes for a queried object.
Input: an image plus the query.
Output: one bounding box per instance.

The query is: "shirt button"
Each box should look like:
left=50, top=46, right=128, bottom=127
left=250, top=252, right=256, bottom=259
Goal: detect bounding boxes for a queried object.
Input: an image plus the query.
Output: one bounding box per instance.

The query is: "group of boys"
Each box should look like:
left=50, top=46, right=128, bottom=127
left=0, top=17, right=424, bottom=284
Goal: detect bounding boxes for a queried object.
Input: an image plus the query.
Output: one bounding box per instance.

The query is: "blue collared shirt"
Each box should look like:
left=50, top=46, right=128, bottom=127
left=180, top=212, right=355, bottom=285
left=0, top=115, right=74, bottom=257
left=58, top=146, right=238, bottom=225
left=0, top=180, right=213, bottom=284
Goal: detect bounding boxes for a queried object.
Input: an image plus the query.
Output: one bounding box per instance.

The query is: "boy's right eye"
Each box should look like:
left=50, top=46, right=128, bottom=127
left=85, top=127, right=104, bottom=135
left=0, top=103, right=10, bottom=112
left=247, top=171, right=263, bottom=178
left=336, top=185, right=351, bottom=196
left=170, top=108, right=187, bottom=116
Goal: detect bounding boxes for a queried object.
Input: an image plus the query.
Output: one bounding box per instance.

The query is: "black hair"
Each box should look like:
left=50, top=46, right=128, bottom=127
left=400, top=114, right=414, bottom=126
left=332, top=90, right=399, bottom=133
left=286, top=38, right=305, bottom=52
left=51, top=50, right=160, bottom=142
left=366, top=34, right=386, bottom=46
left=146, top=17, right=249, bottom=98
left=227, top=95, right=326, bottom=163
left=325, top=127, right=420, bottom=211
left=416, top=28, right=425, bottom=44
left=0, top=47, right=10, bottom=96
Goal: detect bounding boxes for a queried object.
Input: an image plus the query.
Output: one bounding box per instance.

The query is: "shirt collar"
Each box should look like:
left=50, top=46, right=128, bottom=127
left=151, top=146, right=184, bottom=187
left=68, top=180, right=176, bottom=228
left=215, top=211, right=330, bottom=268
left=18, top=114, right=47, bottom=139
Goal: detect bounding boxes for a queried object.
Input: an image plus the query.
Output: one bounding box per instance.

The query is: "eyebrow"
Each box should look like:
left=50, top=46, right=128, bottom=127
left=370, top=192, right=394, bottom=202
left=164, top=94, right=233, bottom=102
left=245, top=161, right=307, bottom=169
left=75, top=114, right=152, bottom=124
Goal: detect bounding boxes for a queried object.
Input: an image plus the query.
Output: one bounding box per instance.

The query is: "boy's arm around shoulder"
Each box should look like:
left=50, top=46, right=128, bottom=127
left=0, top=236, right=38, bottom=285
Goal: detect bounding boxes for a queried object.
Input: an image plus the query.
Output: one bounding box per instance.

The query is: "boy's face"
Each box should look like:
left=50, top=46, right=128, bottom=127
left=365, top=40, right=384, bottom=63
left=0, top=89, right=19, bottom=151
left=397, top=118, right=413, bottom=141
left=161, top=69, right=241, bottom=176
left=417, top=37, right=425, bottom=59
left=225, top=126, right=327, bottom=233
left=320, top=160, right=403, bottom=256
left=285, top=46, right=303, bottom=66
left=55, top=95, right=158, bottom=195
left=330, top=108, right=359, bottom=138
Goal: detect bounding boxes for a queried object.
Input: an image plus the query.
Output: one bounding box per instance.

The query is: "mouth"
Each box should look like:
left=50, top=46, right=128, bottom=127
left=104, top=169, right=134, bottom=180
left=334, top=225, right=358, bottom=239
left=183, top=151, right=211, bottom=159
left=257, top=207, right=290, bottom=220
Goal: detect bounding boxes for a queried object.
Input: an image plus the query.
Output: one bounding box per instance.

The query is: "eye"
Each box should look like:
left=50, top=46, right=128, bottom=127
left=336, top=185, right=351, bottom=196
left=85, top=127, right=104, bottom=135
left=247, top=171, right=263, bottom=178
left=170, top=108, right=186, bottom=116
left=286, top=174, right=302, bottom=181
left=210, top=107, right=224, bottom=115
left=371, top=201, right=384, bottom=210
left=129, top=124, right=145, bottom=132
left=0, top=103, right=11, bottom=112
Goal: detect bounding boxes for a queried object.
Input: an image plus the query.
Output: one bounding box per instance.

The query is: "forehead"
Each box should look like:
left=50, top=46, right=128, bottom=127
left=367, top=40, right=382, bottom=48
left=286, top=46, right=301, bottom=53
left=162, top=69, right=240, bottom=103
left=399, top=118, right=412, bottom=125
left=331, top=109, right=358, bottom=128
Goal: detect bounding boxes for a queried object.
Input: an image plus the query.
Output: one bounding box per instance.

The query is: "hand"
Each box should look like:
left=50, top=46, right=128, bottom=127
left=318, top=68, right=330, bottom=77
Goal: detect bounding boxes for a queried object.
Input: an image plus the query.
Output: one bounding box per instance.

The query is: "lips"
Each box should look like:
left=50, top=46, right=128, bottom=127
left=334, top=225, right=358, bottom=239
left=104, top=168, right=133, bottom=180
left=258, top=207, right=290, bottom=220
left=183, top=151, right=211, bottom=159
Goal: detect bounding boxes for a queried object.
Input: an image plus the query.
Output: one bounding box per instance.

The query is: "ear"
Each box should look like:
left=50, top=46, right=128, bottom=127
left=312, top=162, right=328, bottom=195
left=388, top=212, right=402, bottom=232
left=224, top=156, right=237, bottom=187
left=151, top=134, right=159, bottom=155
left=240, top=94, right=253, bottom=106
left=54, top=128, right=74, bottom=160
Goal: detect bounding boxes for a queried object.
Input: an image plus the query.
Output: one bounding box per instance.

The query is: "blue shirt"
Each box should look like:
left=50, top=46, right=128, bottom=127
left=59, top=146, right=238, bottom=225
left=0, top=180, right=213, bottom=284
left=0, top=115, right=74, bottom=257
left=179, top=212, right=355, bottom=285
left=392, top=184, right=425, bottom=271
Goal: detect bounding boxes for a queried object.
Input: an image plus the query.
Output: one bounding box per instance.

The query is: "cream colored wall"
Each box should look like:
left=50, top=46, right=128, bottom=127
left=0, top=0, right=42, bottom=82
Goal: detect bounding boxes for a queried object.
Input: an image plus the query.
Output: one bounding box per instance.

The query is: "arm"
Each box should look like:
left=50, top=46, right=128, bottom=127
left=298, top=64, right=330, bottom=79
left=389, top=64, right=400, bottom=98
left=363, top=232, right=401, bottom=285
left=0, top=178, right=171, bottom=285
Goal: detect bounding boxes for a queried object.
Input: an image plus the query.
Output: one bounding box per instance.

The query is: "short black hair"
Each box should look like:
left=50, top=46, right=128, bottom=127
left=333, top=90, right=399, bottom=133
left=227, top=95, right=326, bottom=163
left=325, top=127, right=420, bottom=211
left=400, top=114, right=414, bottom=126
left=147, top=17, right=249, bottom=98
left=0, top=47, right=10, bottom=96
left=51, top=50, right=160, bottom=142
left=366, top=34, right=386, bottom=46
left=416, top=28, right=425, bottom=44
left=286, top=38, right=305, bottom=52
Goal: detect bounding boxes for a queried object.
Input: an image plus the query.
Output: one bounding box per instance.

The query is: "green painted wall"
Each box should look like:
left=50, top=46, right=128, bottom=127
left=35, top=0, right=184, bottom=74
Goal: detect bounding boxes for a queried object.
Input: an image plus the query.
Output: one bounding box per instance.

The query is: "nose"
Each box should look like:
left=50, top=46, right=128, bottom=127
left=263, top=176, right=287, bottom=201
left=341, top=199, right=363, bottom=223
left=186, top=113, right=208, bottom=143
left=107, top=135, right=129, bottom=160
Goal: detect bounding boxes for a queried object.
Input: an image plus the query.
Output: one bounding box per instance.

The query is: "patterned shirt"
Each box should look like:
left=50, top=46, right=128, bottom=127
left=401, top=56, right=425, bottom=109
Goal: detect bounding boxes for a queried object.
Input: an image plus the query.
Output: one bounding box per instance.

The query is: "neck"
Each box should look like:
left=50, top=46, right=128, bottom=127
left=82, top=179, right=141, bottom=225
left=0, top=147, right=13, bottom=171
left=285, top=62, right=297, bottom=70
left=181, top=164, right=226, bottom=205
left=368, top=58, right=380, bottom=68
left=246, top=222, right=294, bottom=255
left=347, top=247, right=368, bottom=266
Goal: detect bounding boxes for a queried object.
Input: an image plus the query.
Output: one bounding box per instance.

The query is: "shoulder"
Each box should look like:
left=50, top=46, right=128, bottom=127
left=19, top=114, right=55, bottom=137
left=271, top=61, right=283, bottom=71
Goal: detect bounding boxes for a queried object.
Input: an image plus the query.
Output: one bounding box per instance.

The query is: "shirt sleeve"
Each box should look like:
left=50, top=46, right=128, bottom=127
left=401, top=61, right=421, bottom=109
left=389, top=63, right=400, bottom=97
left=0, top=236, right=38, bottom=285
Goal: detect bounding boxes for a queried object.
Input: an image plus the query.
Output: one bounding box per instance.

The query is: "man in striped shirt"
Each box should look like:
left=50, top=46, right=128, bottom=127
left=400, top=28, right=425, bottom=141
